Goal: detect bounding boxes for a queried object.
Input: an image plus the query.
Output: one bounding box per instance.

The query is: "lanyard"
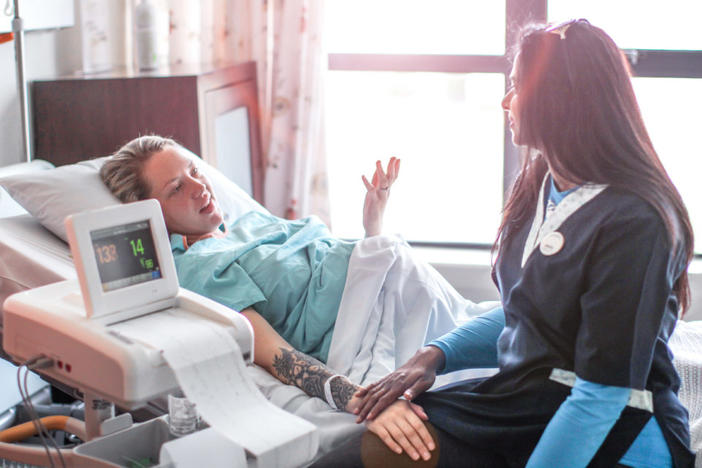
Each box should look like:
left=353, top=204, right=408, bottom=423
left=521, top=174, right=608, bottom=268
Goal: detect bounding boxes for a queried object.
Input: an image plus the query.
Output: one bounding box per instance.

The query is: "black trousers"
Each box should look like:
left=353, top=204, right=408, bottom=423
left=310, top=422, right=509, bottom=468
left=311, top=425, right=636, bottom=468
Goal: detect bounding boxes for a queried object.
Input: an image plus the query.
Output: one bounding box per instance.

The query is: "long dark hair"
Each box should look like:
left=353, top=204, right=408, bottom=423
left=495, top=20, right=694, bottom=314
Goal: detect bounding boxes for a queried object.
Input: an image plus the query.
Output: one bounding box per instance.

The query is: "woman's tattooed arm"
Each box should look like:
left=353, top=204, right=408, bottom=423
left=271, top=347, right=359, bottom=411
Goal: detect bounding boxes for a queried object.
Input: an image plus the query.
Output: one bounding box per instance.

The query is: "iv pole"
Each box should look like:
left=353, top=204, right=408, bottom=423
left=11, top=0, right=32, bottom=162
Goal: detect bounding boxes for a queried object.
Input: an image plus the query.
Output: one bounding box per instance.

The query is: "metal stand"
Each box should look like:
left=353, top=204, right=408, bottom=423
left=11, top=0, right=32, bottom=162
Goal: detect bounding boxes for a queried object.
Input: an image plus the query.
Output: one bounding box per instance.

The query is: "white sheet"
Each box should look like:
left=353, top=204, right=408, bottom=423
left=669, top=320, right=702, bottom=466
left=328, top=235, right=496, bottom=385
left=0, top=215, right=74, bottom=320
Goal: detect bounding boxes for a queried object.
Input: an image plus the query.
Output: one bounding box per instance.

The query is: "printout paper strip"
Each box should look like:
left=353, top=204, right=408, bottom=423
left=113, top=308, right=318, bottom=466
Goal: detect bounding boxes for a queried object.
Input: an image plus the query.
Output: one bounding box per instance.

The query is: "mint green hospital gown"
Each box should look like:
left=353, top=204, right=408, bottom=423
left=170, top=211, right=356, bottom=362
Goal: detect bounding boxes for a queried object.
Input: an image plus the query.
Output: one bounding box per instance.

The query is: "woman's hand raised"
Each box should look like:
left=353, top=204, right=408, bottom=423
left=362, top=157, right=400, bottom=237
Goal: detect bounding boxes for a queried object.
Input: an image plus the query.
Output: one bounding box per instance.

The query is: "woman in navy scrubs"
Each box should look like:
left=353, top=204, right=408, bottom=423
left=317, top=20, right=696, bottom=468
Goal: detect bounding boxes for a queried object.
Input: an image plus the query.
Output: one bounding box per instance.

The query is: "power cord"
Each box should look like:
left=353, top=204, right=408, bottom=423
left=16, top=356, right=67, bottom=468
left=16, top=357, right=54, bottom=468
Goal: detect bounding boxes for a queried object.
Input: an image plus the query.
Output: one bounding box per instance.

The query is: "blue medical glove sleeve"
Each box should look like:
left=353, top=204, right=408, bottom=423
left=525, top=377, right=630, bottom=468
left=428, top=306, right=504, bottom=374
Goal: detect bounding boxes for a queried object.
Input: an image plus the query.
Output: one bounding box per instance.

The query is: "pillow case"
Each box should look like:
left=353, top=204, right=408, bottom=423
left=0, top=159, right=55, bottom=218
left=0, top=155, right=268, bottom=242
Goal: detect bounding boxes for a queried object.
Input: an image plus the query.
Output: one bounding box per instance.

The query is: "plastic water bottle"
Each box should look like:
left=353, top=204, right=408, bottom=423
left=168, top=394, right=198, bottom=437
left=134, top=0, right=168, bottom=71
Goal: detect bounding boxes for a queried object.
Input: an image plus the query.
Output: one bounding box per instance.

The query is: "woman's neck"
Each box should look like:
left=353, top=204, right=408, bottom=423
left=175, top=226, right=228, bottom=249
left=188, top=230, right=226, bottom=243
left=549, top=168, right=577, bottom=192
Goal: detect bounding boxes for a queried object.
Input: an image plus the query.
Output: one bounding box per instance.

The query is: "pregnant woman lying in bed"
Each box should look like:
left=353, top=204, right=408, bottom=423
left=100, top=135, right=444, bottom=459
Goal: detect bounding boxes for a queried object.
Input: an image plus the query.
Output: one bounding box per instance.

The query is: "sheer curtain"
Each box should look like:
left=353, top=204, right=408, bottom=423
left=78, top=0, right=330, bottom=223
left=229, top=0, right=329, bottom=222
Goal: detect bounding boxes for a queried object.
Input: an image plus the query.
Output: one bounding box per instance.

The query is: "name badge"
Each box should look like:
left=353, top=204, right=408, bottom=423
left=540, top=232, right=564, bottom=256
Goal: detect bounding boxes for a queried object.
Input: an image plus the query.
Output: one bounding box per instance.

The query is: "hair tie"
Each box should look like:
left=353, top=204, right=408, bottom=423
left=545, top=18, right=588, bottom=40
left=546, top=22, right=573, bottom=40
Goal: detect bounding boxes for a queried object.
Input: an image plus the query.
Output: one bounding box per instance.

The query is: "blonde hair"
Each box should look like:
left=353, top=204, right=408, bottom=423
left=100, top=135, right=178, bottom=202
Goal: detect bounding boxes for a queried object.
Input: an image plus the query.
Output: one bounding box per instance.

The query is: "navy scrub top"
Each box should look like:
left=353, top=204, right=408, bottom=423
left=417, top=187, right=694, bottom=468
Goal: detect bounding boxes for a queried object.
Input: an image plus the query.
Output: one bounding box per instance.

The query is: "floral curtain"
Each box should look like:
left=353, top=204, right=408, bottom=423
left=78, top=0, right=330, bottom=224
left=229, top=0, right=329, bottom=222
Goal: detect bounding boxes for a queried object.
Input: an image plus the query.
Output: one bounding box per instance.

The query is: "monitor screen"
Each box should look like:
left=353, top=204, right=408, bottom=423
left=90, top=220, right=162, bottom=292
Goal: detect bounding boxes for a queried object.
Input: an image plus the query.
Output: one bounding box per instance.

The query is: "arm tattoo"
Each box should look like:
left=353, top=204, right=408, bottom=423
left=330, top=375, right=356, bottom=410
left=271, top=347, right=359, bottom=411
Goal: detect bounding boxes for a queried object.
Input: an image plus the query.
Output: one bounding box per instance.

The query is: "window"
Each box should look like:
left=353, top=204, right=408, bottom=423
left=325, top=0, right=505, bottom=55
left=632, top=78, right=702, bottom=252
left=548, top=0, right=702, bottom=50
left=548, top=2, right=702, bottom=254
left=325, top=1, right=702, bottom=253
left=325, top=0, right=509, bottom=246
left=326, top=72, right=504, bottom=243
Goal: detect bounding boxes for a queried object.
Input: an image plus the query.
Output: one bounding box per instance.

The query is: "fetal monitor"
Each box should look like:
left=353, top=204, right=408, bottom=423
left=2, top=200, right=318, bottom=467
left=66, top=197, right=177, bottom=323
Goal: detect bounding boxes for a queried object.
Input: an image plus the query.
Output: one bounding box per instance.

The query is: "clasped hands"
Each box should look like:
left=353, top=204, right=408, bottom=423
left=351, top=346, right=446, bottom=461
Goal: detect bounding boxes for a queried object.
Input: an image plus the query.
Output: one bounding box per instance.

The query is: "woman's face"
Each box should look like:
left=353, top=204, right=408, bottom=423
left=502, top=54, right=522, bottom=146
left=143, top=146, right=224, bottom=237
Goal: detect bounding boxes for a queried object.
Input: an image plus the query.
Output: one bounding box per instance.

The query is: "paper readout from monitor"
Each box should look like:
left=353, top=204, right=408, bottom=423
left=90, top=220, right=162, bottom=292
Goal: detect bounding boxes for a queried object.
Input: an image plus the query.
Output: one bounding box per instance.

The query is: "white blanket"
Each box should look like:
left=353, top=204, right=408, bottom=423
left=669, top=320, right=702, bottom=467
left=251, top=235, right=497, bottom=455
left=327, top=235, right=495, bottom=385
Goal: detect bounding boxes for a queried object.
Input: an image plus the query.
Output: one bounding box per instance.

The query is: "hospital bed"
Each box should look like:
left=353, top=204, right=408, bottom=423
left=0, top=156, right=700, bottom=466
left=0, top=158, right=359, bottom=462
left=0, top=154, right=500, bottom=465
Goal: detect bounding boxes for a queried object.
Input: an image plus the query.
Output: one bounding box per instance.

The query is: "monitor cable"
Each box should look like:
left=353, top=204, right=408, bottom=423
left=16, top=356, right=67, bottom=468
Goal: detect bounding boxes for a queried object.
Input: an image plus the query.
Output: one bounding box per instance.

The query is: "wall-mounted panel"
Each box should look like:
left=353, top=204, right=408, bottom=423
left=0, top=0, right=74, bottom=33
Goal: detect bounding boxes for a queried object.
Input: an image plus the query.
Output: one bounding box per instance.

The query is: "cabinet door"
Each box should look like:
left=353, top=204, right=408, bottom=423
left=32, top=76, right=200, bottom=165
left=202, top=79, right=264, bottom=204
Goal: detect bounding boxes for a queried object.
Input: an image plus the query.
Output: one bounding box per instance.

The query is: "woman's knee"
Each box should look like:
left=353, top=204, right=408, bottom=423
left=311, top=422, right=505, bottom=468
left=311, top=427, right=438, bottom=468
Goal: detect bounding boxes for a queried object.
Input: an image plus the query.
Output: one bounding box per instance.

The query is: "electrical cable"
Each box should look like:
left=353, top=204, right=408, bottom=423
left=21, top=362, right=57, bottom=468
left=27, top=358, right=67, bottom=468
left=26, top=364, right=67, bottom=468
left=16, top=357, right=68, bottom=468
left=16, top=360, right=54, bottom=468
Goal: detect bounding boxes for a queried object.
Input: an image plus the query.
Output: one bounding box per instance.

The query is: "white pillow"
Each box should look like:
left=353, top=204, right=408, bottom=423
left=0, top=155, right=268, bottom=242
left=0, top=159, right=55, bottom=218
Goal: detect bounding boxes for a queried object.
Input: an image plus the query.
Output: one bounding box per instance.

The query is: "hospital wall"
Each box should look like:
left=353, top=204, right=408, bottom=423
left=0, top=0, right=126, bottom=168
left=0, top=26, right=81, bottom=167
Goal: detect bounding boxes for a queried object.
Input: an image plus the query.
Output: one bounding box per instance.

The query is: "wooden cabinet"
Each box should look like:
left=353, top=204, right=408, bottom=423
left=31, top=62, right=264, bottom=203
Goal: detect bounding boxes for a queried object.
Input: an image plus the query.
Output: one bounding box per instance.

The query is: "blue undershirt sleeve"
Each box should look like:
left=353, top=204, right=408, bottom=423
left=525, top=377, right=630, bottom=468
left=428, top=306, right=504, bottom=374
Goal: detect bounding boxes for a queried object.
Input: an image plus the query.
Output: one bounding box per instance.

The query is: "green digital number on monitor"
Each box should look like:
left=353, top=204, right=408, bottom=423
left=130, top=238, right=145, bottom=257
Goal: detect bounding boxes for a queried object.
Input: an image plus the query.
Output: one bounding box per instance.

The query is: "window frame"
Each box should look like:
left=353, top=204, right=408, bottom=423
left=326, top=0, right=702, bottom=254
